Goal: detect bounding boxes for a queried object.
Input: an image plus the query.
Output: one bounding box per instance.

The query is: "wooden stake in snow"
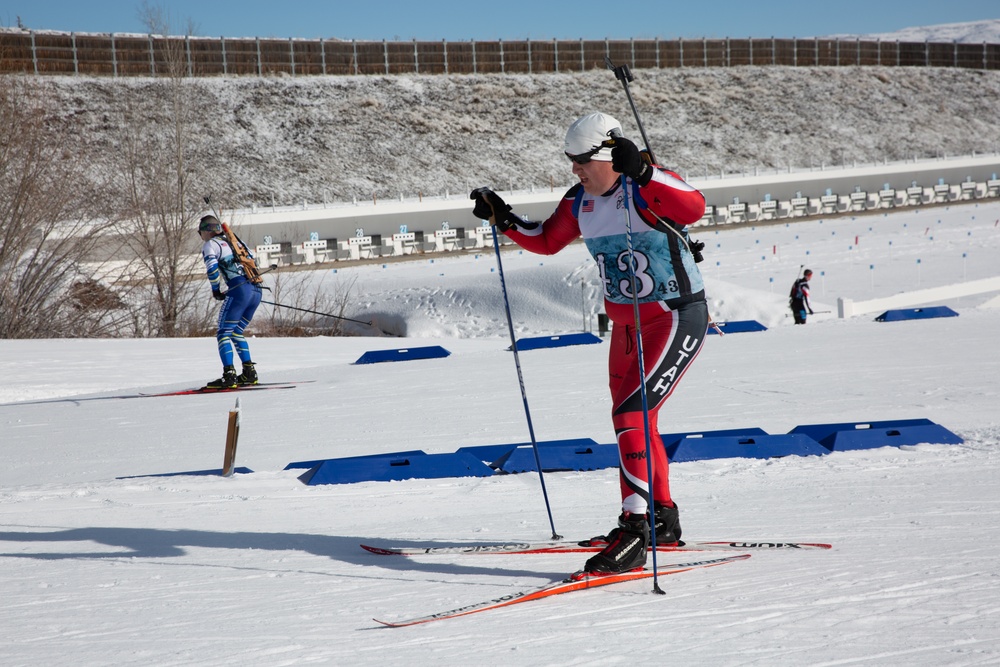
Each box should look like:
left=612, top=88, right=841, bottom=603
left=222, top=397, right=241, bottom=477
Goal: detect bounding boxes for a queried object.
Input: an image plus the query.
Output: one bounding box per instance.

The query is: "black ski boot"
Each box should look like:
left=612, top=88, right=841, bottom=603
left=206, top=365, right=238, bottom=389
left=236, top=362, right=258, bottom=386
left=583, top=512, right=650, bottom=574
left=653, top=502, right=682, bottom=545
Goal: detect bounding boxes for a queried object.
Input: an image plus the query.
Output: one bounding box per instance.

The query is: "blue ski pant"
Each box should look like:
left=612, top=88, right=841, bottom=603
left=216, top=282, right=262, bottom=367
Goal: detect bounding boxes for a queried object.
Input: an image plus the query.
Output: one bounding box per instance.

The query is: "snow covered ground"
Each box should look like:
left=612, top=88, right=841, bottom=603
left=2, top=199, right=999, bottom=665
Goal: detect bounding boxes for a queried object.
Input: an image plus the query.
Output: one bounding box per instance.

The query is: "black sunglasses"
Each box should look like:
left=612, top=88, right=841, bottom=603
left=565, top=145, right=602, bottom=165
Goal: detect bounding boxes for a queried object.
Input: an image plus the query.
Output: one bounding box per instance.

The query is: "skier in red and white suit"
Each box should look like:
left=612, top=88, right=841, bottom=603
left=472, top=112, right=709, bottom=574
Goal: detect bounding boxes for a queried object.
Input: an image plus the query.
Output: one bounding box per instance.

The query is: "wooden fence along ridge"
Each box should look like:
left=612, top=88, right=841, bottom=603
left=1, top=30, right=999, bottom=77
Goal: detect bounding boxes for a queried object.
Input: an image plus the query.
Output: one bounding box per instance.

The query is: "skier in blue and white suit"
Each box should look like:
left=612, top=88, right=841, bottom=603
left=198, top=215, right=261, bottom=389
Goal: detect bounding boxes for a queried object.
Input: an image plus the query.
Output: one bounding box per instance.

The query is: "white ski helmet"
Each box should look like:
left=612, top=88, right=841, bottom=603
left=564, top=112, right=622, bottom=162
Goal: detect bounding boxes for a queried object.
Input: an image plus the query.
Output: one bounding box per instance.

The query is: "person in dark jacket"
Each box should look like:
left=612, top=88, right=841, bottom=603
left=790, top=269, right=814, bottom=324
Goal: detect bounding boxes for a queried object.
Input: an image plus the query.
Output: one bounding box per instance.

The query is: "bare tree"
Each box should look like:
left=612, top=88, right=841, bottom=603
left=0, top=76, right=123, bottom=338
left=104, top=5, right=215, bottom=337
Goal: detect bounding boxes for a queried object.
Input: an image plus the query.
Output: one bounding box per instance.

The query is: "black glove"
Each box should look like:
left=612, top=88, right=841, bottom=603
left=611, top=136, right=652, bottom=186
left=470, top=187, right=519, bottom=232
left=212, top=290, right=226, bottom=301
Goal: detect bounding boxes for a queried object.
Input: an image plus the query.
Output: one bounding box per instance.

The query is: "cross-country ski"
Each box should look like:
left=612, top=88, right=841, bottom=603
left=373, top=554, right=750, bottom=627
left=138, top=381, right=313, bottom=397
left=360, top=539, right=831, bottom=556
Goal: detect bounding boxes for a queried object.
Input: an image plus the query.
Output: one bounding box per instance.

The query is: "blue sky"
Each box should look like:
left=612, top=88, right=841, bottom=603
left=4, top=0, right=998, bottom=41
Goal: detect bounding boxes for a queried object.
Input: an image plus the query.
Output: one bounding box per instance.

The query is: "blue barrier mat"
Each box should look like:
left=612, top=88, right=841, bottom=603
left=788, top=419, right=963, bottom=451
left=495, top=442, right=620, bottom=473
left=456, top=444, right=519, bottom=467
left=512, top=332, right=603, bottom=351
left=354, top=345, right=451, bottom=364
left=670, top=434, right=827, bottom=463
left=284, top=450, right=427, bottom=470
left=299, top=452, right=494, bottom=485
left=661, top=427, right=770, bottom=459
left=707, top=320, right=768, bottom=335
left=875, top=306, right=958, bottom=322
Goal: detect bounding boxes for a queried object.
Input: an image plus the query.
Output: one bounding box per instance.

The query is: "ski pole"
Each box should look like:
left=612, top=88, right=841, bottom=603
left=261, top=300, right=373, bottom=327
left=605, top=56, right=707, bottom=272
left=604, top=57, right=656, bottom=165
left=604, top=130, right=665, bottom=594
left=474, top=189, right=561, bottom=541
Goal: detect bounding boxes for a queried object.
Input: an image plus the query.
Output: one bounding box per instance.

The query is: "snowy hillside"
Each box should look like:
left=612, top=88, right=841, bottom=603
left=28, top=62, right=1000, bottom=208
left=832, top=18, right=1000, bottom=43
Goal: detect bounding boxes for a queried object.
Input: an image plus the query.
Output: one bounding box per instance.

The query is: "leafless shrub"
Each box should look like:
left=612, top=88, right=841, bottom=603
left=256, top=272, right=370, bottom=336
left=0, top=76, right=122, bottom=338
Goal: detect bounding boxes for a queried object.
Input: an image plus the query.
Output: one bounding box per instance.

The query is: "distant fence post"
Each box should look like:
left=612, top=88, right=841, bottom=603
left=111, top=34, right=118, bottom=77
left=383, top=39, right=388, bottom=75
left=413, top=39, right=418, bottom=74
left=554, top=38, right=559, bottom=72
left=31, top=30, right=39, bottom=75
left=222, top=37, right=228, bottom=75
left=256, top=38, right=262, bottom=76
left=443, top=39, right=448, bottom=74
left=290, top=37, right=295, bottom=75
left=527, top=38, right=532, bottom=74
left=472, top=40, right=477, bottom=74
left=320, top=38, right=326, bottom=74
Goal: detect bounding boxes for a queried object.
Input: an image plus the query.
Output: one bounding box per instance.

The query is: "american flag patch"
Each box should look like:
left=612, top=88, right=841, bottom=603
left=581, top=200, right=594, bottom=213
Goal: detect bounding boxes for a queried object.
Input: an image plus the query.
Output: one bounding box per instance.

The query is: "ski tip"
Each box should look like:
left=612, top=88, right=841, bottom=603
left=374, top=617, right=428, bottom=628
left=360, top=544, right=402, bottom=555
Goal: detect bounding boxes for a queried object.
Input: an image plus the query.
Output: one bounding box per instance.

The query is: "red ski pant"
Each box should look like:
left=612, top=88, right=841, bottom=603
left=606, top=298, right=708, bottom=515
